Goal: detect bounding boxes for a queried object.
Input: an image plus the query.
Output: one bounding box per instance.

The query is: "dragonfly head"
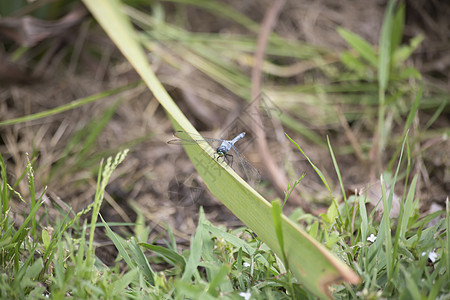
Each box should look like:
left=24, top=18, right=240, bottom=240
left=216, top=144, right=228, bottom=156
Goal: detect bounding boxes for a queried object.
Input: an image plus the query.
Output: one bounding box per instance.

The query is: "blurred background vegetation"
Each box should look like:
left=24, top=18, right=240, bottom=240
left=1, top=0, right=448, bottom=230
left=1, top=0, right=449, bottom=298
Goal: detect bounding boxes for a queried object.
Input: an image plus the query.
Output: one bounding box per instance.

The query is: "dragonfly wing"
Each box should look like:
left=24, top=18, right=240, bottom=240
left=168, top=131, right=224, bottom=145
left=230, top=145, right=261, bottom=184
left=167, top=139, right=198, bottom=145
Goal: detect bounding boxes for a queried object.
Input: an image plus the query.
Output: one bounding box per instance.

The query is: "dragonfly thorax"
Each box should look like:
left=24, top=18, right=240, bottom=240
left=216, top=132, right=246, bottom=156
left=216, top=143, right=231, bottom=156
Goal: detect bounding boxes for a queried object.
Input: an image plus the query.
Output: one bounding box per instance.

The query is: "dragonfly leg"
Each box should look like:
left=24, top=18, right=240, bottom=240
left=216, top=153, right=234, bottom=168
left=225, top=153, right=233, bottom=168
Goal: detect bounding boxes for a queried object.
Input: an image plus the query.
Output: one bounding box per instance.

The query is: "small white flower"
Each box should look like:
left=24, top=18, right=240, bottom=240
left=239, top=291, right=251, bottom=300
left=367, top=234, right=377, bottom=243
left=243, top=262, right=250, bottom=267
left=428, top=251, right=438, bottom=263
left=421, top=250, right=438, bottom=263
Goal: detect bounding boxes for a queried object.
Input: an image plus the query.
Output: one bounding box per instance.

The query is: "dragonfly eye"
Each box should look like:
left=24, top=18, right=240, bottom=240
left=217, top=150, right=225, bottom=156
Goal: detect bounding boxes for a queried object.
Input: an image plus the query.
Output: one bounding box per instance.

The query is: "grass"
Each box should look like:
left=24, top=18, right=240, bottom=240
left=1, top=0, right=449, bottom=299
left=0, top=137, right=448, bottom=298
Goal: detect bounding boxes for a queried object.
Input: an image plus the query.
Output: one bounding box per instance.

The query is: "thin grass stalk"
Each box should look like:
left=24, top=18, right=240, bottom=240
left=327, top=136, right=351, bottom=232
left=0, top=154, right=9, bottom=228
left=447, top=198, right=450, bottom=283
left=0, top=81, right=140, bottom=127
left=377, top=0, right=396, bottom=171
left=388, top=83, right=422, bottom=172
left=26, top=155, right=37, bottom=244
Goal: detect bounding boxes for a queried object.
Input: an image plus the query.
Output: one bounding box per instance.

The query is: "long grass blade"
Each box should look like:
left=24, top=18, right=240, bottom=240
left=83, top=1, right=361, bottom=297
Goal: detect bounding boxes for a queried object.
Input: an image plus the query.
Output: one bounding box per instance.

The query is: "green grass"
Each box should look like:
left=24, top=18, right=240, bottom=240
left=0, top=137, right=448, bottom=298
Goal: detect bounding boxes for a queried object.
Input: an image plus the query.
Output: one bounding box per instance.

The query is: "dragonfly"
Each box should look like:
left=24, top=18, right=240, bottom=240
left=168, top=131, right=260, bottom=184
